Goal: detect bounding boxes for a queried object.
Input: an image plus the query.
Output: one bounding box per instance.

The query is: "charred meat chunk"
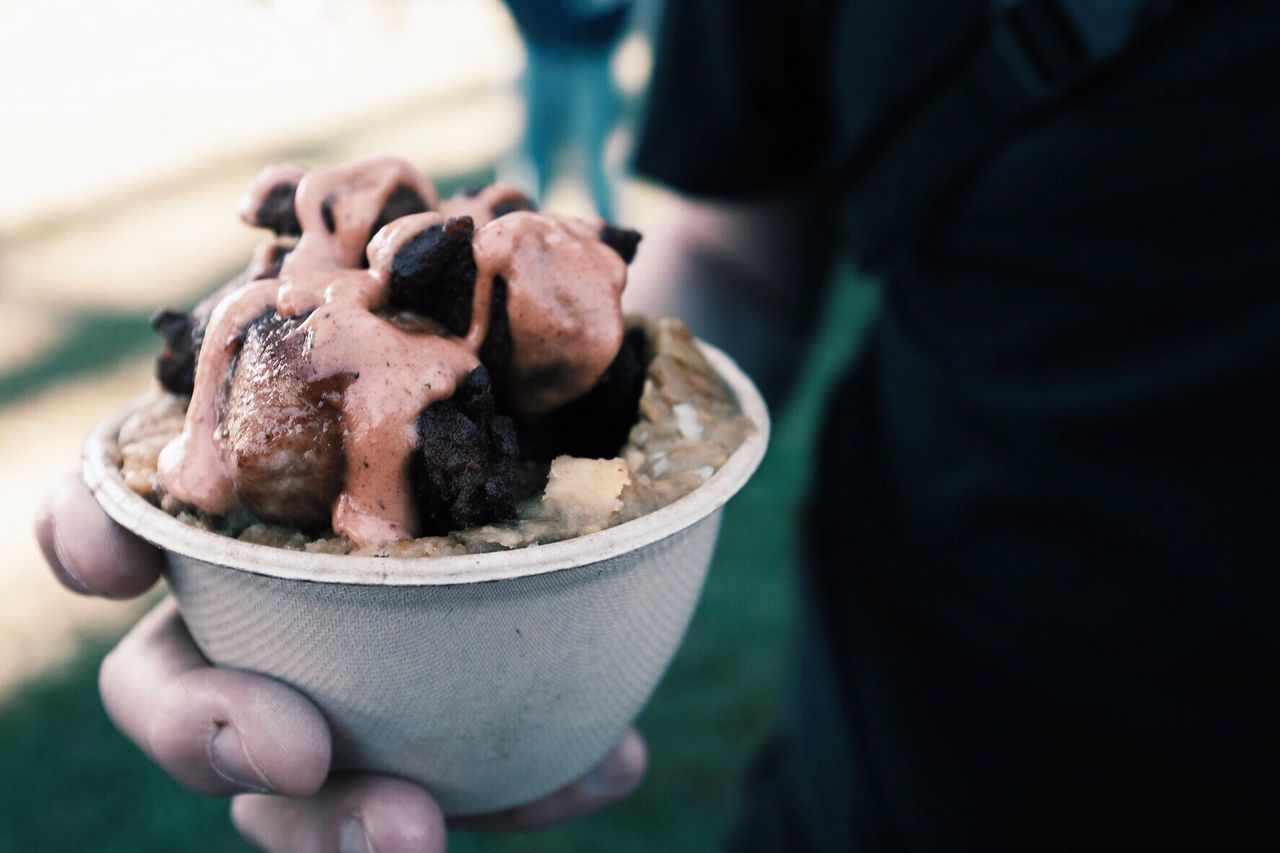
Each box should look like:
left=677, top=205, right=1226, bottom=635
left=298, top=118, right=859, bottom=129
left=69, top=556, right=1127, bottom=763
left=387, top=215, right=477, bottom=334
left=411, top=365, right=520, bottom=535
left=520, top=326, right=650, bottom=460
left=599, top=223, right=641, bottom=264
left=151, top=309, right=203, bottom=395
left=220, top=313, right=345, bottom=530
left=491, top=193, right=536, bottom=219
left=478, top=275, right=513, bottom=403
left=247, top=180, right=303, bottom=237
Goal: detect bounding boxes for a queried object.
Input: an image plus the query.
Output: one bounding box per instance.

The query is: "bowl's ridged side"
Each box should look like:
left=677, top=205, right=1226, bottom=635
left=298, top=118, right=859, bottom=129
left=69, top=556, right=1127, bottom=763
left=166, top=511, right=723, bottom=815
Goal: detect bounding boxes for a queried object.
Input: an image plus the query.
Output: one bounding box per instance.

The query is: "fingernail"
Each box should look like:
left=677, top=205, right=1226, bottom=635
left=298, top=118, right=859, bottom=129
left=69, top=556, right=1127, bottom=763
left=209, top=725, right=273, bottom=794
left=51, top=523, right=94, bottom=595
left=339, top=817, right=373, bottom=853
left=581, top=736, right=644, bottom=798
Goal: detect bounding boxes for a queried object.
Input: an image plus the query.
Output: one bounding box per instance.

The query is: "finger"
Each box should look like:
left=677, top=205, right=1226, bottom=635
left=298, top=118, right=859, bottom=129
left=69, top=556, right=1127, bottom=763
left=100, top=598, right=331, bottom=797
left=453, top=729, right=647, bottom=832
left=232, top=775, right=446, bottom=853
left=35, top=469, right=164, bottom=599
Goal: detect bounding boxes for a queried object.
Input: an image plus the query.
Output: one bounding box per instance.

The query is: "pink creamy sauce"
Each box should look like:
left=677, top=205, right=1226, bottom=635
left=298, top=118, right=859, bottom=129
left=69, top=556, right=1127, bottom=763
left=157, top=157, right=628, bottom=545
left=470, top=212, right=626, bottom=419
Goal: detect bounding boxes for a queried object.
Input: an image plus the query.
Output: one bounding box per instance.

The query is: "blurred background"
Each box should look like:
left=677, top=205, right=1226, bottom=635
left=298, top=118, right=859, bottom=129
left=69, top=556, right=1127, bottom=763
left=0, top=0, right=870, bottom=848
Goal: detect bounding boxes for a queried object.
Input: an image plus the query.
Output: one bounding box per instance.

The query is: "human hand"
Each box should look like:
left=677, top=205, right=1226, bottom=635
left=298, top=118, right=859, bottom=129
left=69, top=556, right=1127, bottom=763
left=35, top=471, right=647, bottom=851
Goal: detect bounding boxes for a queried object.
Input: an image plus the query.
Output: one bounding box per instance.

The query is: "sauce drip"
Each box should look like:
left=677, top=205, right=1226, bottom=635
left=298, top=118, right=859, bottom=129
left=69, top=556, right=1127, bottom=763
left=470, top=211, right=626, bottom=419
left=299, top=302, right=477, bottom=544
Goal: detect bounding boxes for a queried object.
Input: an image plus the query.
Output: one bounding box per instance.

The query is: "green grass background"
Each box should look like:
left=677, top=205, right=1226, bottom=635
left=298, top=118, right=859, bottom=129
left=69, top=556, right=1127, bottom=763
left=0, top=274, right=875, bottom=852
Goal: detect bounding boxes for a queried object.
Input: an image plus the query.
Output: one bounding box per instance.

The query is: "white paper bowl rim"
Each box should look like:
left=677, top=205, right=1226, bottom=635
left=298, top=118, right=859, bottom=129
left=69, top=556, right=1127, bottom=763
left=83, top=342, right=769, bottom=586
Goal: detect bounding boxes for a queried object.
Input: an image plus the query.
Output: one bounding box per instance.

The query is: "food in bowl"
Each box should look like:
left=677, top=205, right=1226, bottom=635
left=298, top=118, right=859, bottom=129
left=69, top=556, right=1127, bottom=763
left=120, top=156, right=753, bottom=556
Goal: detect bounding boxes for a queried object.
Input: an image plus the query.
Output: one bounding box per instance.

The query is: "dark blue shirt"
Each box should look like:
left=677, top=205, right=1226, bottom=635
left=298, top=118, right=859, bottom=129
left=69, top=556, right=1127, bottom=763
left=637, top=1, right=1280, bottom=849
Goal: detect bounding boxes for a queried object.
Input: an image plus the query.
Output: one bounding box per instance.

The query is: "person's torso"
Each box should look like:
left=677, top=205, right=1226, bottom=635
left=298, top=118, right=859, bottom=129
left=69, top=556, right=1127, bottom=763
left=803, top=1, right=1280, bottom=847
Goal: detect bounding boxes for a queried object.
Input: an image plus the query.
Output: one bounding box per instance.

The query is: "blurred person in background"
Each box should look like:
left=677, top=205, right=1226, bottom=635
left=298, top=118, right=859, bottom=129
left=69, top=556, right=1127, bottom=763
left=503, top=0, right=633, bottom=220
left=34, top=0, right=1280, bottom=851
left=625, top=2, right=1279, bottom=850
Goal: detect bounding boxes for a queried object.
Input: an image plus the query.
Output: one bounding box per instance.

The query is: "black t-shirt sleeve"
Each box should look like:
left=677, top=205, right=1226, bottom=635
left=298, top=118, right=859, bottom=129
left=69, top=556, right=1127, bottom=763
left=633, top=0, right=832, bottom=199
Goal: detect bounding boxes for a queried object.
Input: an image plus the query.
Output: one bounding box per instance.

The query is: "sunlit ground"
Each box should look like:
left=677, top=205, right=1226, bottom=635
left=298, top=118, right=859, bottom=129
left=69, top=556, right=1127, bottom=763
left=1, top=0, right=523, bottom=232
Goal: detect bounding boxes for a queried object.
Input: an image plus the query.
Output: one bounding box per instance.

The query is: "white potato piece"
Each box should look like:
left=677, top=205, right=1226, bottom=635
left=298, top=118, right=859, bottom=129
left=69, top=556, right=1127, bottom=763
left=539, top=456, right=631, bottom=533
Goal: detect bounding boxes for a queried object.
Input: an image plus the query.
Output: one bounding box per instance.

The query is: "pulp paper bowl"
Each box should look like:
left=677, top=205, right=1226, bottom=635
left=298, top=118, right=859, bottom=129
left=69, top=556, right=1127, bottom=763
left=82, top=343, right=769, bottom=816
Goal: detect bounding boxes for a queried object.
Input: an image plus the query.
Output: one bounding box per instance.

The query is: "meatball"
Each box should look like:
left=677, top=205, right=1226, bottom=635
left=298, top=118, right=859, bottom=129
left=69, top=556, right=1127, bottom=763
left=219, top=312, right=345, bottom=530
